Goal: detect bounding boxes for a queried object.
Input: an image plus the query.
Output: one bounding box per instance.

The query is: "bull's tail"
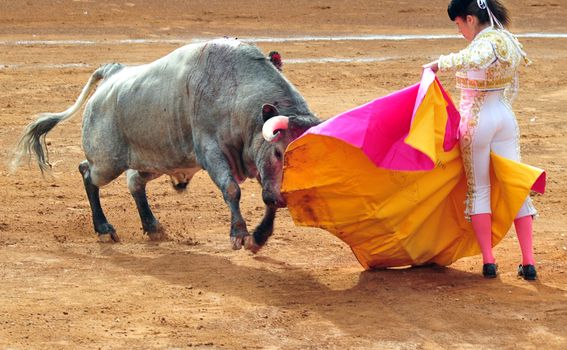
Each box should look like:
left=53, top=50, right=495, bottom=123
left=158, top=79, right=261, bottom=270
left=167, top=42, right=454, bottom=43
left=10, top=63, right=123, bottom=174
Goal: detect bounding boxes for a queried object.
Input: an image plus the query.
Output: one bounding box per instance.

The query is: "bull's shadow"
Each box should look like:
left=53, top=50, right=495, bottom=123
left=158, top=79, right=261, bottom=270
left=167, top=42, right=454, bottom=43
left=77, top=243, right=566, bottom=346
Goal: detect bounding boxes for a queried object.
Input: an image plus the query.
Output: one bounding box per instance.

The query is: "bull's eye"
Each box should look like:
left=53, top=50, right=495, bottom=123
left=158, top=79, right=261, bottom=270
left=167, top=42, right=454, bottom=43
left=274, top=149, right=283, bottom=161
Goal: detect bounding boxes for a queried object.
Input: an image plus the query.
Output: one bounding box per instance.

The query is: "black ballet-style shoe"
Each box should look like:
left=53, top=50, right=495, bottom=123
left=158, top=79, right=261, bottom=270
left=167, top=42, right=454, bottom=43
left=482, top=263, right=498, bottom=278
left=518, top=264, right=537, bottom=281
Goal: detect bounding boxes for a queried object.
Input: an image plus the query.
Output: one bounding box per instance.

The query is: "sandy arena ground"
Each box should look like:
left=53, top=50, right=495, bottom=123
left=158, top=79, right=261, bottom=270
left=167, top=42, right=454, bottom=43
left=1, top=1, right=566, bottom=349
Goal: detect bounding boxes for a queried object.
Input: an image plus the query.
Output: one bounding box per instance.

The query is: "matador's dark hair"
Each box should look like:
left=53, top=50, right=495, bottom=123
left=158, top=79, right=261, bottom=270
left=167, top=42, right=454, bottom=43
left=447, top=0, right=510, bottom=27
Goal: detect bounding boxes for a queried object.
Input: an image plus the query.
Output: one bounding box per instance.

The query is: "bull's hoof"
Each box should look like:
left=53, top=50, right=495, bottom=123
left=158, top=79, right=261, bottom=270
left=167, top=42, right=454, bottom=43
left=144, top=222, right=165, bottom=241
left=244, top=236, right=262, bottom=254
left=96, top=223, right=119, bottom=242
left=142, top=219, right=162, bottom=234
left=98, top=231, right=120, bottom=243
left=231, top=235, right=250, bottom=250
left=147, top=230, right=166, bottom=241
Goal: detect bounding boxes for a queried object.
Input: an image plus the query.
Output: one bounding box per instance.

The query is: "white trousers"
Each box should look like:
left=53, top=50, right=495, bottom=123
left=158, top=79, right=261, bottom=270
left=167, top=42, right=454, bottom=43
left=459, top=90, right=536, bottom=219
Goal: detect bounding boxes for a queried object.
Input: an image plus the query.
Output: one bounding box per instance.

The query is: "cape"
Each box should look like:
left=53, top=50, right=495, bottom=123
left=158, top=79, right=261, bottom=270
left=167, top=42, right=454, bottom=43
left=281, top=69, right=546, bottom=269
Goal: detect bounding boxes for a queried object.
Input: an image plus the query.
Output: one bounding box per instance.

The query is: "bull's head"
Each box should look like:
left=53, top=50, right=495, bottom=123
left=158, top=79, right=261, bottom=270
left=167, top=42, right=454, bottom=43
left=257, top=103, right=318, bottom=209
left=246, top=103, right=319, bottom=250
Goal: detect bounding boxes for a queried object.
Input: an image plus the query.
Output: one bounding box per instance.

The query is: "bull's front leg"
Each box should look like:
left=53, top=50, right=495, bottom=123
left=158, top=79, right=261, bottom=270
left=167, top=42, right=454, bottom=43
left=202, top=149, right=249, bottom=250
left=248, top=205, right=277, bottom=253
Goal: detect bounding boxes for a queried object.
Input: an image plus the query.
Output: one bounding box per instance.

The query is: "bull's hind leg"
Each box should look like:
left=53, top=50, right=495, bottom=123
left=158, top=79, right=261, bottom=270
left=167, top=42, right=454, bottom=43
left=126, top=170, right=163, bottom=240
left=79, top=160, right=120, bottom=242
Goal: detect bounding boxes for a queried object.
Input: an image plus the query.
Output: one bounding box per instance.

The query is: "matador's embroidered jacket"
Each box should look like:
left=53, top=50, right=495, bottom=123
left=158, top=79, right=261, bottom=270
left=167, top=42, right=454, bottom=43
left=438, top=27, right=530, bottom=105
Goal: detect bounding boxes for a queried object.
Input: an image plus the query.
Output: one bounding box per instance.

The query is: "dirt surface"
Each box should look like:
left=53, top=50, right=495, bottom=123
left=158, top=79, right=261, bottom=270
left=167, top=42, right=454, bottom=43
left=1, top=1, right=566, bottom=349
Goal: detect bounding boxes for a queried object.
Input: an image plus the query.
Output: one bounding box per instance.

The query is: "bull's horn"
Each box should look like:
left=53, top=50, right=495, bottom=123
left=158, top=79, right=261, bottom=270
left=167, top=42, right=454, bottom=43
left=262, top=116, right=289, bottom=142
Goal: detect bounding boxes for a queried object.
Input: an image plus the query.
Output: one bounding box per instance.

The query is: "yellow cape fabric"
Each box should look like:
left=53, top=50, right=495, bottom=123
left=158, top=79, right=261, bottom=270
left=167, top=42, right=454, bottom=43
left=282, top=81, right=544, bottom=269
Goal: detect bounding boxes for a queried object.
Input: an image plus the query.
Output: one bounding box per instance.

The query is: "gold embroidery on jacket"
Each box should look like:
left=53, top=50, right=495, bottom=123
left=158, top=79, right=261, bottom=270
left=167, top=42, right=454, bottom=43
left=438, top=28, right=528, bottom=94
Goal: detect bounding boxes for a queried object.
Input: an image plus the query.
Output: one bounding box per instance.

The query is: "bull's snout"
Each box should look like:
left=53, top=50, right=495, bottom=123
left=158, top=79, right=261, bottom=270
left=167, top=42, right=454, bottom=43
left=262, top=191, right=287, bottom=208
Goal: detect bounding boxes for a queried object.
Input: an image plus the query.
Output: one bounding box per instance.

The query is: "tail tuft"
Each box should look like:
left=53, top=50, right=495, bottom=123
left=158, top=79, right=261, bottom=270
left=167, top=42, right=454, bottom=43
left=11, top=114, right=61, bottom=174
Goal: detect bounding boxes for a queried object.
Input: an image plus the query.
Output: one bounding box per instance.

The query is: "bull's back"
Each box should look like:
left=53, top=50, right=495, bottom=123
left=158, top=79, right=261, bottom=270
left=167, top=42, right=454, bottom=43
left=82, top=44, right=203, bottom=172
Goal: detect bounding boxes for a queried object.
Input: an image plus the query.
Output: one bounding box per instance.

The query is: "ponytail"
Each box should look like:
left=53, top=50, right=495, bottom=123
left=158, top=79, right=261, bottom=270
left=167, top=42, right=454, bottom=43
left=447, top=0, right=510, bottom=27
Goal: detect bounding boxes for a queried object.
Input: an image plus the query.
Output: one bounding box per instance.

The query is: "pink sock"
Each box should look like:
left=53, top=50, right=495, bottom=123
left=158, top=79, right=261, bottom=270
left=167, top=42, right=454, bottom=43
left=471, top=213, right=495, bottom=264
left=515, top=215, right=535, bottom=266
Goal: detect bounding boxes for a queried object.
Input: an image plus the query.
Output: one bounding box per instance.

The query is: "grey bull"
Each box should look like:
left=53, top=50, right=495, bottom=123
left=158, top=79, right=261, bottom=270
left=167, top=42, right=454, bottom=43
left=12, top=38, right=320, bottom=251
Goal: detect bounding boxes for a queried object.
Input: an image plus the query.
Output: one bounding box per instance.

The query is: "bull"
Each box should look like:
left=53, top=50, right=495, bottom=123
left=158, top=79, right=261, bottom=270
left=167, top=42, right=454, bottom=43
left=12, top=38, right=320, bottom=251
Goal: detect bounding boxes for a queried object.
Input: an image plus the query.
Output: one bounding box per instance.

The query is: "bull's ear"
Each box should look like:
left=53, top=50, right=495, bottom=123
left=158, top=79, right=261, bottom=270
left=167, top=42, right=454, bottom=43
left=269, top=51, right=282, bottom=71
left=261, top=104, right=280, bottom=122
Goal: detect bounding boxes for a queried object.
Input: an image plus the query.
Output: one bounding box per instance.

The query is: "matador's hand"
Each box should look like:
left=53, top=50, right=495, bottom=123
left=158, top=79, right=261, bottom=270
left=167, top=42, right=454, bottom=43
left=422, top=60, right=439, bottom=73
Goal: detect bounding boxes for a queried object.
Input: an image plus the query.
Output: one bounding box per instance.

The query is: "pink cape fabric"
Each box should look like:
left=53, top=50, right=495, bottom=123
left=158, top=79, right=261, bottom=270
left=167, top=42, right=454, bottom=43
left=303, top=69, right=461, bottom=171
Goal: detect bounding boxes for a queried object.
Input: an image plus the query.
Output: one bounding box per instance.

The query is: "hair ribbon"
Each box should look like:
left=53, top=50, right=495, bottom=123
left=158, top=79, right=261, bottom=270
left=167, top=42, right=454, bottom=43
left=476, top=0, right=504, bottom=29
